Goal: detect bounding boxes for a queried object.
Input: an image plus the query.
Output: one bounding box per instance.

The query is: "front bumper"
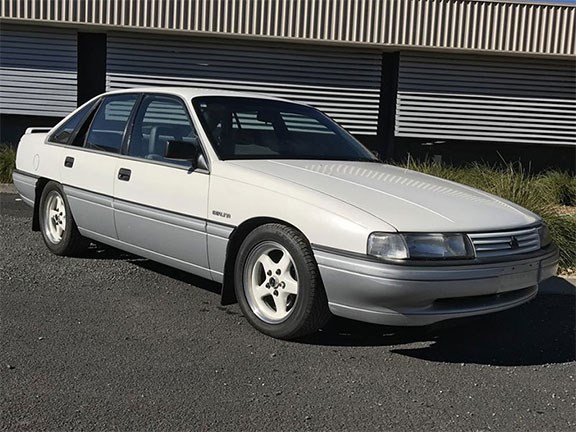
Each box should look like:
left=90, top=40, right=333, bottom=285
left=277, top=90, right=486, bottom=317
left=314, top=245, right=559, bottom=326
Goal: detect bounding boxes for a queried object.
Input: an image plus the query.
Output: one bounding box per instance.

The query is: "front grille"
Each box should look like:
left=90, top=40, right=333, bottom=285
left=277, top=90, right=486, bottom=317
left=468, top=226, right=541, bottom=258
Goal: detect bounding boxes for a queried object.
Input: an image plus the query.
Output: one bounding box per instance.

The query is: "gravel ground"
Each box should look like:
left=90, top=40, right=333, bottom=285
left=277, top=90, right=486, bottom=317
left=1, top=194, right=575, bottom=431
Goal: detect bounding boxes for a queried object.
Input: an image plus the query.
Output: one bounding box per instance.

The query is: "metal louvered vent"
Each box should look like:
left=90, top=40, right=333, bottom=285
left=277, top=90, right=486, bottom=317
left=396, top=52, right=576, bottom=146
left=0, top=24, right=77, bottom=117
left=106, top=33, right=382, bottom=135
left=468, top=227, right=541, bottom=259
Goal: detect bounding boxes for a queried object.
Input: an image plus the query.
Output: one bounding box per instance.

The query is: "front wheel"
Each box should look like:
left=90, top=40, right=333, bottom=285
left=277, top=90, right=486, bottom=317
left=234, top=223, right=331, bottom=339
left=39, top=181, right=88, bottom=256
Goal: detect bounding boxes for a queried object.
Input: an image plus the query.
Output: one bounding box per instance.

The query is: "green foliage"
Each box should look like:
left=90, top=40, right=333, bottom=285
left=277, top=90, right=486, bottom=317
left=539, top=209, right=576, bottom=271
left=0, top=144, right=16, bottom=183
left=399, top=158, right=576, bottom=271
left=535, top=170, right=576, bottom=207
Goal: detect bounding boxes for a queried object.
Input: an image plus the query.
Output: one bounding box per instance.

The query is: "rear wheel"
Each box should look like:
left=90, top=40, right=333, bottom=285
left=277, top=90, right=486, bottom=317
left=234, top=223, right=331, bottom=339
left=39, top=182, right=88, bottom=256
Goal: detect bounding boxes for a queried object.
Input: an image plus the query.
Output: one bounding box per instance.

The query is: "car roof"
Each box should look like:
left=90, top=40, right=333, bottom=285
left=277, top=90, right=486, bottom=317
left=104, top=87, right=301, bottom=104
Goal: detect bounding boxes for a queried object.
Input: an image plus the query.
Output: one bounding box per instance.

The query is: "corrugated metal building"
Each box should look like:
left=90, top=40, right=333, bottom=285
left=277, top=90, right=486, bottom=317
left=0, top=0, right=574, bottom=168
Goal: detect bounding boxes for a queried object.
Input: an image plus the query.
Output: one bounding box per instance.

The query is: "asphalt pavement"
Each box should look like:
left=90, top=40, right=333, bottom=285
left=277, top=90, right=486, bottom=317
left=1, top=193, right=575, bottom=431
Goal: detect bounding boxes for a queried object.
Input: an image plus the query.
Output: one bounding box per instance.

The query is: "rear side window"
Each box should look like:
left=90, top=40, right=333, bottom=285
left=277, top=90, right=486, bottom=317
left=49, top=100, right=98, bottom=145
left=85, top=94, right=138, bottom=154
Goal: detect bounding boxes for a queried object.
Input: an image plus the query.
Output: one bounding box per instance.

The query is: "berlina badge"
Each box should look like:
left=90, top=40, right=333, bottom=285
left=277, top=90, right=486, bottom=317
left=212, top=210, right=231, bottom=219
left=509, top=236, right=520, bottom=249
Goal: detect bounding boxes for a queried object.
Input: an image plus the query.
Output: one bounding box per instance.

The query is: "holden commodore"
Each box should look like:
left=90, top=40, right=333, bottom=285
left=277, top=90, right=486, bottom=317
left=13, top=88, right=559, bottom=339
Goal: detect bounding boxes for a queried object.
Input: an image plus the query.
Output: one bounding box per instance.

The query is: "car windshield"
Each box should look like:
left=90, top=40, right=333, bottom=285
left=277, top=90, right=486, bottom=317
left=192, top=96, right=379, bottom=162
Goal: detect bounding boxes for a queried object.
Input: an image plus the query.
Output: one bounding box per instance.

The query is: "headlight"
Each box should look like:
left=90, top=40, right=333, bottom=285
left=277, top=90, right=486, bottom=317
left=538, top=224, right=552, bottom=247
left=367, top=233, right=409, bottom=259
left=368, top=233, right=474, bottom=260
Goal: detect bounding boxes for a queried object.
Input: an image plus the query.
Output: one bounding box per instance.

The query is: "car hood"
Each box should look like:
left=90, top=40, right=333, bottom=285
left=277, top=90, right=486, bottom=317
left=228, top=160, right=540, bottom=232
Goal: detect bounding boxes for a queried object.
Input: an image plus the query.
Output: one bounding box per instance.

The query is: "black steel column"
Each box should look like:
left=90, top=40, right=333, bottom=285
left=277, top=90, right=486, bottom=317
left=77, top=33, right=107, bottom=106
left=377, top=52, right=400, bottom=161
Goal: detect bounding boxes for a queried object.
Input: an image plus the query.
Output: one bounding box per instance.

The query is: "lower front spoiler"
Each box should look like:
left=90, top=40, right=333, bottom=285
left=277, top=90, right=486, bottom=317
left=327, top=285, right=538, bottom=326
left=314, top=245, right=559, bottom=326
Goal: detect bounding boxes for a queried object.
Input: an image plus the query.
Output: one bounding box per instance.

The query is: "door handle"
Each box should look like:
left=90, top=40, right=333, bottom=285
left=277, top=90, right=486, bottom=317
left=64, top=156, right=74, bottom=168
left=118, top=168, right=132, bottom=181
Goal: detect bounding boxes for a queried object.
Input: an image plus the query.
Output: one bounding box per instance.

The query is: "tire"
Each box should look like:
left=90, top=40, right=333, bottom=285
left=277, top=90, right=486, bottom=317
left=39, top=181, right=88, bottom=256
left=234, top=223, right=331, bottom=339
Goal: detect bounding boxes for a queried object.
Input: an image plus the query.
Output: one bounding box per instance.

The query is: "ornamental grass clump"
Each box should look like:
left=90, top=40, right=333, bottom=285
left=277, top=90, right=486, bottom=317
left=0, top=144, right=16, bottom=183
left=535, top=170, right=576, bottom=207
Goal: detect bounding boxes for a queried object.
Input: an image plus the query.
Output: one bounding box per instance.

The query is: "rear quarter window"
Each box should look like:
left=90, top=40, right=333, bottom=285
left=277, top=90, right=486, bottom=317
left=48, top=100, right=99, bottom=145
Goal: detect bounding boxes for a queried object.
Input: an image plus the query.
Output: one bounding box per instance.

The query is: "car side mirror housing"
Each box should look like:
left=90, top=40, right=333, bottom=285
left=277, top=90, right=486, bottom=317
left=165, top=139, right=200, bottom=162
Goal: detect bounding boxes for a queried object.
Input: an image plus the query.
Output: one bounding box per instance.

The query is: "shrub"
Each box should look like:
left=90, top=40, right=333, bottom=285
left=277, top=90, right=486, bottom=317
left=400, top=158, right=576, bottom=271
left=535, top=170, right=576, bottom=207
left=0, top=144, right=16, bottom=183
left=538, top=209, right=576, bottom=270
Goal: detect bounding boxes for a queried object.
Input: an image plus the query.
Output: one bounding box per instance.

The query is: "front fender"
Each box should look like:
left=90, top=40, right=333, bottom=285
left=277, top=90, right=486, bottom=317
left=208, top=168, right=395, bottom=255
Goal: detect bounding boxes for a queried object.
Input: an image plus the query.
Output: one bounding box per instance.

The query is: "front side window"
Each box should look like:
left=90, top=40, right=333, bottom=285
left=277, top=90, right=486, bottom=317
left=84, top=94, right=138, bottom=154
left=128, top=95, right=198, bottom=166
left=49, top=99, right=99, bottom=145
left=192, top=96, right=377, bottom=162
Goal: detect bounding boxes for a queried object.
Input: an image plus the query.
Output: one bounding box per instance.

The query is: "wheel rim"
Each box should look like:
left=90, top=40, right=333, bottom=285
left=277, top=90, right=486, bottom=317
left=243, top=241, right=299, bottom=324
left=43, top=190, right=67, bottom=244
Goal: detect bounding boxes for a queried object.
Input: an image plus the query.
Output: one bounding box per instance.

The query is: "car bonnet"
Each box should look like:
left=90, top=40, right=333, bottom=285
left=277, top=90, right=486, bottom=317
left=227, top=160, right=540, bottom=232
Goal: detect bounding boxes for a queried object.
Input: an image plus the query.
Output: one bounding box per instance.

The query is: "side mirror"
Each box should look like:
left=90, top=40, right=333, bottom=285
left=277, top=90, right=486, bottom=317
left=165, top=139, right=200, bottom=162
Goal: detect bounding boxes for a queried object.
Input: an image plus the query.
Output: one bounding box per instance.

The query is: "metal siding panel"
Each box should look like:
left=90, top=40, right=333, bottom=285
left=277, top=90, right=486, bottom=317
left=396, top=52, right=576, bottom=146
left=1, top=1, right=574, bottom=56
left=0, top=24, right=77, bottom=116
left=106, top=33, right=382, bottom=134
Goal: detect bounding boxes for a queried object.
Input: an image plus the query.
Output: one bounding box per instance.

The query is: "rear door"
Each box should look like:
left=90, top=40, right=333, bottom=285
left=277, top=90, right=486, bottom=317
left=113, top=94, right=211, bottom=279
left=60, top=94, right=138, bottom=241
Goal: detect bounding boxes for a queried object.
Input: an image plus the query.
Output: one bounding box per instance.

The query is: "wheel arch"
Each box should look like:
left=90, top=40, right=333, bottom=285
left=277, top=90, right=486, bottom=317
left=32, top=177, right=51, bottom=231
left=220, top=216, right=311, bottom=305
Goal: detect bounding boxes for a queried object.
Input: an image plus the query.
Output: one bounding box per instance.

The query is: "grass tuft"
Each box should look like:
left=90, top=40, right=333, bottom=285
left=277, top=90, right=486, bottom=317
left=535, top=170, right=576, bottom=207
left=0, top=144, right=16, bottom=183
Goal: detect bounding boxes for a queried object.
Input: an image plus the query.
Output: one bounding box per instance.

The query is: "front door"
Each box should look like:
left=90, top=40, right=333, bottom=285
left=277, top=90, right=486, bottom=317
left=113, top=94, right=211, bottom=279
